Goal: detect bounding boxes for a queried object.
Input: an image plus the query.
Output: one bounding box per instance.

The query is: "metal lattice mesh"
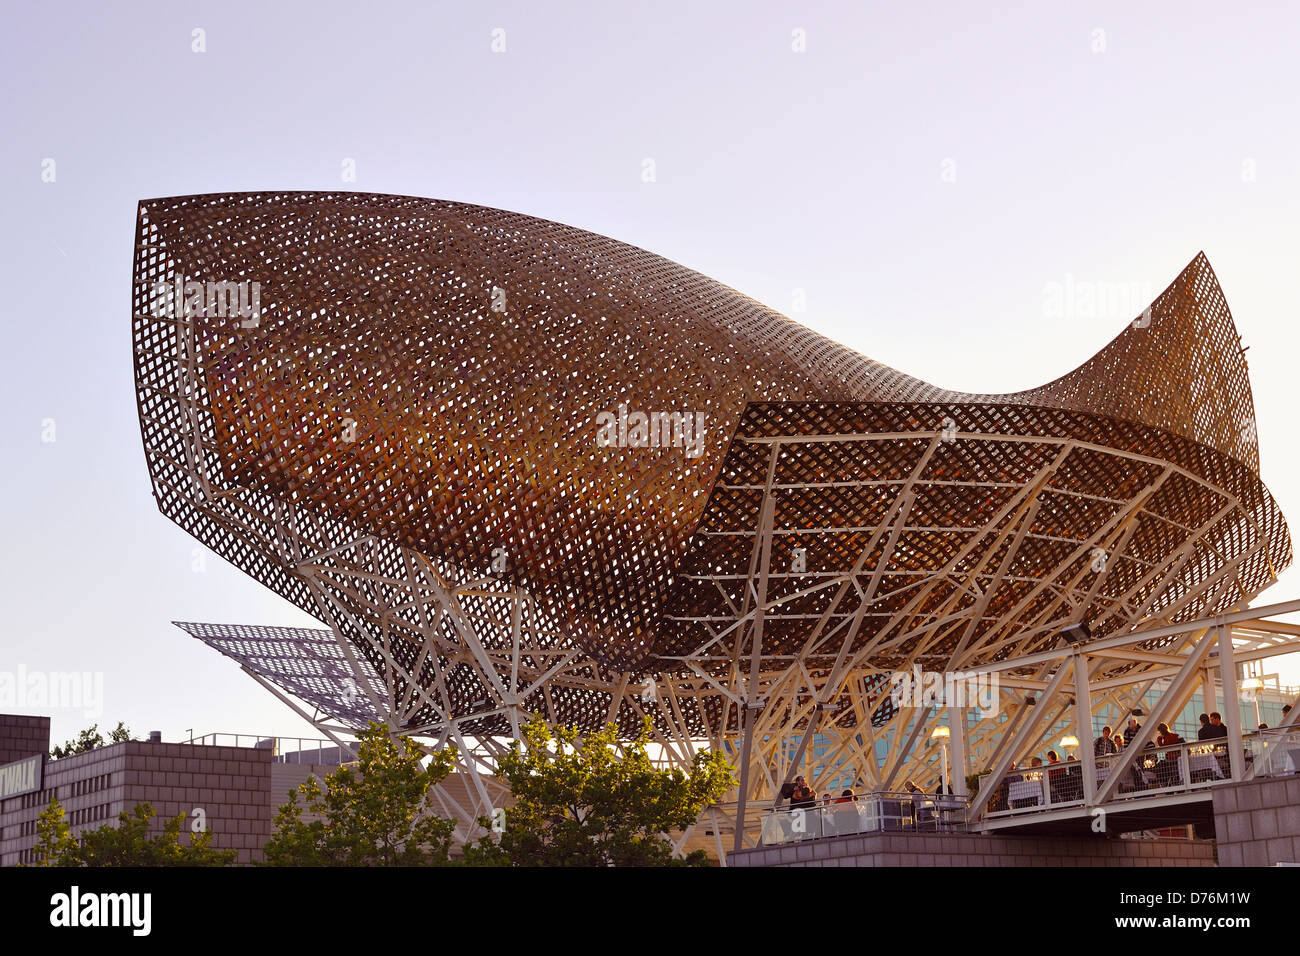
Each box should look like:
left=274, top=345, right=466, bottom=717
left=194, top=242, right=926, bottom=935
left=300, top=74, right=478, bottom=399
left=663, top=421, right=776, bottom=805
left=174, top=621, right=386, bottom=727
left=133, top=192, right=1288, bottom=731
left=661, top=401, right=1290, bottom=682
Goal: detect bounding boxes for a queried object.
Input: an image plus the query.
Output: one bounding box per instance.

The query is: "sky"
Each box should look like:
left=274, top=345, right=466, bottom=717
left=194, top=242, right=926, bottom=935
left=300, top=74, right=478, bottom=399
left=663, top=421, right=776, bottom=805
left=2, top=1, right=1299, bottom=751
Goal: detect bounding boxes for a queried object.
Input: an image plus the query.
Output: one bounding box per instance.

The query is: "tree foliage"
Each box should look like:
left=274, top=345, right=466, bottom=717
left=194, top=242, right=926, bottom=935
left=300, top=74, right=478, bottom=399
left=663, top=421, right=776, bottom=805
left=464, top=716, right=735, bottom=867
left=50, top=721, right=133, bottom=759
left=262, top=722, right=458, bottom=866
left=29, top=798, right=235, bottom=866
left=31, top=798, right=77, bottom=865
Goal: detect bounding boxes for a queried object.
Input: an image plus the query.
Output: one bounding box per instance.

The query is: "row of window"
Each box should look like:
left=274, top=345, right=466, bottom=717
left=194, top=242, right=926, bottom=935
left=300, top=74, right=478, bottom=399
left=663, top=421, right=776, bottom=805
left=0, top=799, right=113, bottom=841
left=4, top=772, right=116, bottom=814
left=68, top=802, right=112, bottom=827
left=69, top=773, right=113, bottom=798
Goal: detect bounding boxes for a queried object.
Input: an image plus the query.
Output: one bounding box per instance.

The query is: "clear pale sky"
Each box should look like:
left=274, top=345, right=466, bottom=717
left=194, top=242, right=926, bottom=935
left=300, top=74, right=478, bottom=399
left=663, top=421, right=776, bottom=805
left=2, top=1, right=1299, bottom=750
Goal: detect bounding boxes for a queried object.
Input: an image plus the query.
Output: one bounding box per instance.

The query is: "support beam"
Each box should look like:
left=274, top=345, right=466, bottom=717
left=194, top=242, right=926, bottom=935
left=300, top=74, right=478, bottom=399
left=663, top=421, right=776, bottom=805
left=1073, top=654, right=1098, bottom=804
left=947, top=701, right=968, bottom=796
left=1093, top=626, right=1220, bottom=803
left=967, top=661, right=1073, bottom=822
left=732, top=443, right=780, bottom=852
left=1218, top=622, right=1246, bottom=780
left=774, top=705, right=824, bottom=807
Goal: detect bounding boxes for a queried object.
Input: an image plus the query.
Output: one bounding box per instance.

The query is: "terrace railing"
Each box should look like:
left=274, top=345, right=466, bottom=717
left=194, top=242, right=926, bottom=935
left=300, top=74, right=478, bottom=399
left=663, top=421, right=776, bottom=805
left=759, top=791, right=970, bottom=846
left=982, top=730, right=1291, bottom=818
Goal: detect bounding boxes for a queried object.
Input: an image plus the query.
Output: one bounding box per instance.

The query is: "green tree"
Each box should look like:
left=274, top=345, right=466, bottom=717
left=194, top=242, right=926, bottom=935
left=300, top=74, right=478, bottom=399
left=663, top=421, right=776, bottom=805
left=263, top=722, right=458, bottom=866
left=76, top=803, right=235, bottom=866
left=26, top=798, right=235, bottom=866
left=463, top=716, right=735, bottom=867
left=31, top=797, right=77, bottom=865
left=50, top=721, right=133, bottom=759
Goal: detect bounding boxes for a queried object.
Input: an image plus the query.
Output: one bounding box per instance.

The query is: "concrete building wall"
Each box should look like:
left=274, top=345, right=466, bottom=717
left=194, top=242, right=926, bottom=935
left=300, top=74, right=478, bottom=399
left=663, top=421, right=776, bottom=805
left=729, top=831, right=1216, bottom=867
left=1212, top=775, right=1300, bottom=867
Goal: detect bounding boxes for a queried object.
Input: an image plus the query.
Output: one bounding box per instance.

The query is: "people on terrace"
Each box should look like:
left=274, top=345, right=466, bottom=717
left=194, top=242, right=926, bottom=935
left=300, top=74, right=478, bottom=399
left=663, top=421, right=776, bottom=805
left=1095, top=725, right=1117, bottom=756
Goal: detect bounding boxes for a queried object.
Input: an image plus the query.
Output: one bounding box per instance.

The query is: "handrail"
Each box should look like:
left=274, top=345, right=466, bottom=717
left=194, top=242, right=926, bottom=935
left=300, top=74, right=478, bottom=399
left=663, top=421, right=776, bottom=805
left=184, top=733, right=357, bottom=764
left=757, top=791, right=971, bottom=845
left=982, top=733, right=1276, bottom=817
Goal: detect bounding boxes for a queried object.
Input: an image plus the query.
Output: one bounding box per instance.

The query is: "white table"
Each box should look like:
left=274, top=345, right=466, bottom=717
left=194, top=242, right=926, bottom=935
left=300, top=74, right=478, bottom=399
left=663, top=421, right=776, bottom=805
left=1189, top=752, right=1225, bottom=779
left=1007, top=777, right=1045, bottom=806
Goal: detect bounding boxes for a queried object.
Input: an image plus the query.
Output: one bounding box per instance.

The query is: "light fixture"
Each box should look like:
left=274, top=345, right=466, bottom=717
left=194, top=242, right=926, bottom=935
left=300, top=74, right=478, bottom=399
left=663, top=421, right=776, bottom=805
left=930, top=726, right=950, bottom=740
left=1060, top=735, right=1079, bottom=749
left=1060, top=621, right=1092, bottom=646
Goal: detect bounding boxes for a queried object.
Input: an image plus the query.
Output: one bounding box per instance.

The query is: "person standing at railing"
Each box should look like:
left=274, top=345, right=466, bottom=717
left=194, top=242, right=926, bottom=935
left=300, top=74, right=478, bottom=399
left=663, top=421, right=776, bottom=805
left=1156, top=722, right=1183, bottom=746
left=1154, top=722, right=1185, bottom=786
left=1202, top=713, right=1232, bottom=777
left=789, top=775, right=816, bottom=810
left=1095, top=726, right=1118, bottom=757
left=1197, top=714, right=1213, bottom=740
left=1124, top=715, right=1143, bottom=744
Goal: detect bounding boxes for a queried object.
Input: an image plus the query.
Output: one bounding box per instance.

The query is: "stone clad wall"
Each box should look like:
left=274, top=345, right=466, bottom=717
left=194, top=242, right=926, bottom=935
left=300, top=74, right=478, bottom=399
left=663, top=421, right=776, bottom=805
left=1, top=735, right=277, bottom=866
left=121, top=741, right=273, bottom=864
left=1212, top=776, right=1300, bottom=867
left=0, top=714, right=50, bottom=765
left=729, top=831, right=1216, bottom=867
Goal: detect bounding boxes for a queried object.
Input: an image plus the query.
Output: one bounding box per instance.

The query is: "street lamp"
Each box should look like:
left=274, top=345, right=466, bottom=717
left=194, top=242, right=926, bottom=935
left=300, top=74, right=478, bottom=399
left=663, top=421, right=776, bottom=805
left=1060, top=735, right=1079, bottom=759
left=931, top=725, right=951, bottom=795
left=1241, top=677, right=1264, bottom=729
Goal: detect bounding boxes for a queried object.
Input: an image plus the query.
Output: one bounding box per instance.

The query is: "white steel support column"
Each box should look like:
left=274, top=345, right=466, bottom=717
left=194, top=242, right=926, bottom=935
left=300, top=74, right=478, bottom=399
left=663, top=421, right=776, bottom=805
left=947, top=702, right=968, bottom=796
left=1203, top=667, right=1218, bottom=715
left=1073, top=653, right=1097, bottom=803
left=1217, top=622, right=1246, bottom=780
left=731, top=443, right=780, bottom=853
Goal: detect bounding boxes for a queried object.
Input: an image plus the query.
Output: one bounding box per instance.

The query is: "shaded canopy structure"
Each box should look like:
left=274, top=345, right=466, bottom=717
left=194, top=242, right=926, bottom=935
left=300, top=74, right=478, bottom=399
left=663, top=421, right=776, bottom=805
left=134, top=192, right=1292, bottom=845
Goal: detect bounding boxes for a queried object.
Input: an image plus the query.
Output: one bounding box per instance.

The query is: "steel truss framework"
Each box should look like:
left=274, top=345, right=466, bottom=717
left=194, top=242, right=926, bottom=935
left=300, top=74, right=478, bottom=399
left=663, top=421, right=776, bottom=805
left=132, top=192, right=1292, bottom=857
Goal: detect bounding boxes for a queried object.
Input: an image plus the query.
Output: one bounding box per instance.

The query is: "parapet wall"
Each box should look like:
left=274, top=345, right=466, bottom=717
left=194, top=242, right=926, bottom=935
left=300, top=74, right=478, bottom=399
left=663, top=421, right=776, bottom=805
left=729, top=831, right=1216, bottom=867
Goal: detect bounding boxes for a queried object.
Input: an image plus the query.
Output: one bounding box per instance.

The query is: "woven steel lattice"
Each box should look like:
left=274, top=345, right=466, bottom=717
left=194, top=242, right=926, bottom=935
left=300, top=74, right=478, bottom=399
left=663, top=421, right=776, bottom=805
left=133, top=192, right=1289, bottom=736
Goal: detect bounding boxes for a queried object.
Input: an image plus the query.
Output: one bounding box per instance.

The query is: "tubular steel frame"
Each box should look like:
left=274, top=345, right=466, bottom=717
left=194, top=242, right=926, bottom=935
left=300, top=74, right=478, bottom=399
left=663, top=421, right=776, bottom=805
left=133, top=192, right=1293, bottom=856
